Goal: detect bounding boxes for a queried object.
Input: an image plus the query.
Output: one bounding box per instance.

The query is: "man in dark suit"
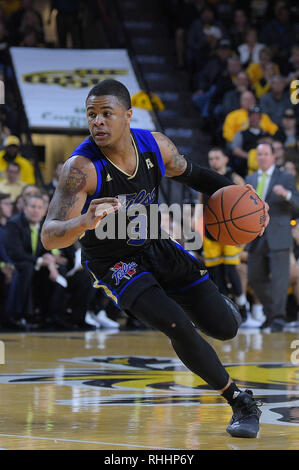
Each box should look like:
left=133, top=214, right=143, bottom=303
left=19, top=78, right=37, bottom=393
left=0, top=193, right=22, bottom=327
left=246, top=142, right=299, bottom=331
left=5, top=193, right=95, bottom=330
left=5, top=194, right=67, bottom=329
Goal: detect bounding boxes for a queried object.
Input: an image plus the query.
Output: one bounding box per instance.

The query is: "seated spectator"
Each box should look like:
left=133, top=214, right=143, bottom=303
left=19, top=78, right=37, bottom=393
left=246, top=47, right=280, bottom=87
left=192, top=39, right=233, bottom=116
left=286, top=45, right=299, bottom=120
left=231, top=105, right=272, bottom=177
left=0, top=161, right=26, bottom=201
left=45, top=161, right=64, bottom=199
left=193, top=25, right=222, bottom=71
left=254, top=62, right=277, bottom=99
left=171, top=0, right=204, bottom=69
left=260, top=75, right=293, bottom=126
left=11, top=183, right=41, bottom=215
left=249, top=0, right=269, bottom=25
left=283, top=161, right=299, bottom=189
left=273, top=139, right=286, bottom=168
left=188, top=5, right=229, bottom=79
left=6, top=1, right=44, bottom=49
left=236, top=248, right=265, bottom=324
left=0, top=73, right=18, bottom=137
left=0, top=0, right=20, bottom=18
left=19, top=28, right=45, bottom=47
left=229, top=8, right=249, bottom=49
left=50, top=0, right=82, bottom=48
left=13, top=3, right=44, bottom=45
left=221, top=71, right=251, bottom=116
left=0, top=110, right=11, bottom=147
left=0, top=192, right=22, bottom=328
left=210, top=55, right=243, bottom=111
left=275, top=108, right=298, bottom=147
left=0, top=135, right=35, bottom=185
left=260, top=2, right=297, bottom=67
left=40, top=189, right=50, bottom=212
left=57, top=244, right=96, bottom=329
left=192, top=37, right=232, bottom=91
left=5, top=192, right=95, bottom=330
left=223, top=90, right=278, bottom=144
left=0, top=19, right=11, bottom=65
left=4, top=193, right=59, bottom=328
left=237, top=27, right=265, bottom=68
left=9, top=0, right=42, bottom=30
left=284, top=44, right=299, bottom=81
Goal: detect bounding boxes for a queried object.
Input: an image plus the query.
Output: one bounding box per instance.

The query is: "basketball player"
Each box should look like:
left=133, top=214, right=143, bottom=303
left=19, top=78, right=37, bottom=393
left=41, top=79, right=268, bottom=438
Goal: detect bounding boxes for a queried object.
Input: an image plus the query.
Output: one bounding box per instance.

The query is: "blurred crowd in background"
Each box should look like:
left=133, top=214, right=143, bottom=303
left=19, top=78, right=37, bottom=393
left=1, top=0, right=299, bottom=332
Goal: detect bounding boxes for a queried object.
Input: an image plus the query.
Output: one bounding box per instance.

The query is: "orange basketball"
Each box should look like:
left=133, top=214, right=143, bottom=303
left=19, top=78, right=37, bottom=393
left=204, top=185, right=266, bottom=245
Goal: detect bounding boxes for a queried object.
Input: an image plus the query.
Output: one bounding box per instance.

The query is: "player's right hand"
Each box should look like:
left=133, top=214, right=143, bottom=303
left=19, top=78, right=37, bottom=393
left=84, top=197, right=120, bottom=230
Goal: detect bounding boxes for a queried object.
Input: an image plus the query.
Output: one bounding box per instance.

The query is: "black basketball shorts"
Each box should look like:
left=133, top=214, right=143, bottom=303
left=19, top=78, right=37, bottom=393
left=83, top=238, right=209, bottom=310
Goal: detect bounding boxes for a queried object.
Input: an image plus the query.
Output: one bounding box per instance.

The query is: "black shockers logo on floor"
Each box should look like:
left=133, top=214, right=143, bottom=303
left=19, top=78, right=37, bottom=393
left=0, top=356, right=298, bottom=427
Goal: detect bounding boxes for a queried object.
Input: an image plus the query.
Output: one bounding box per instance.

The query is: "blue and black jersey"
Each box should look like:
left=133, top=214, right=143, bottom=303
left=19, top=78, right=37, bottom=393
left=69, top=128, right=165, bottom=266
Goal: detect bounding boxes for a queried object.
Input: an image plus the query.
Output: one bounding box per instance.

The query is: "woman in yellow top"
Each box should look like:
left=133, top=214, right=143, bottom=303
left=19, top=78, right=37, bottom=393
left=0, top=136, right=35, bottom=185
left=254, top=62, right=277, bottom=99
left=246, top=47, right=280, bottom=87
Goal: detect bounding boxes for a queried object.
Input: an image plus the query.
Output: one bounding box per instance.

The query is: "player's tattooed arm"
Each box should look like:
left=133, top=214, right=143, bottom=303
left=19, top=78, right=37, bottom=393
left=41, top=156, right=119, bottom=250
left=152, top=132, right=187, bottom=177
left=152, top=132, right=233, bottom=195
left=41, top=157, right=91, bottom=249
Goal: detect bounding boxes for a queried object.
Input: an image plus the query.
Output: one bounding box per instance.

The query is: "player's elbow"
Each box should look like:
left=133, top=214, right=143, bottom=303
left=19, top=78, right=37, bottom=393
left=41, top=229, right=53, bottom=250
left=41, top=224, right=59, bottom=250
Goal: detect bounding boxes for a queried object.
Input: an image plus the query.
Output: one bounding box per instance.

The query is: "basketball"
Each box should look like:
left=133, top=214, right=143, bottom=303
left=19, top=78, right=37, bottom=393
left=204, top=185, right=266, bottom=245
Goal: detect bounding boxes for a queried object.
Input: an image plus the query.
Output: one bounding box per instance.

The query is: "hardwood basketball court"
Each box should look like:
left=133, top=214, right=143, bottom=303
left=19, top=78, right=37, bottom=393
left=0, top=327, right=298, bottom=450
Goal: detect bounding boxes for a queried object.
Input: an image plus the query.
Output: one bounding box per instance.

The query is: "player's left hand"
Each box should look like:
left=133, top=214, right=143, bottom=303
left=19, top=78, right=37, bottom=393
left=245, top=184, right=269, bottom=236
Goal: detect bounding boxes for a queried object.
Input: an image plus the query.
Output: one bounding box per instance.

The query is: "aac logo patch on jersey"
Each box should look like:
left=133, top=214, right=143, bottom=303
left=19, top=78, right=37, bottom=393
left=146, top=158, right=154, bottom=170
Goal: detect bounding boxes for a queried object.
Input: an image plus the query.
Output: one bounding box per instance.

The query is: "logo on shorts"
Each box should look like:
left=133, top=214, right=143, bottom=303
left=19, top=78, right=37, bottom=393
left=111, top=261, right=137, bottom=285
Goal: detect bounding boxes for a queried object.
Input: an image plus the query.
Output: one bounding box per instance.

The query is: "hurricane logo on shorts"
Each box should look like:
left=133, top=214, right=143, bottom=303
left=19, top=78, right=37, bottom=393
left=111, top=261, right=137, bottom=285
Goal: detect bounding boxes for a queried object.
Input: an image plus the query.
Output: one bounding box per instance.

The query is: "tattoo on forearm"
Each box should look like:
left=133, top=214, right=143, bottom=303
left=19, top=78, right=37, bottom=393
left=46, top=165, right=87, bottom=238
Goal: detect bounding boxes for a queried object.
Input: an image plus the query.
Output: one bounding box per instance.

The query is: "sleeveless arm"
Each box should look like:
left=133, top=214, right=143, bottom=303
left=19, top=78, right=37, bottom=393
left=41, top=155, right=119, bottom=249
left=152, top=132, right=232, bottom=196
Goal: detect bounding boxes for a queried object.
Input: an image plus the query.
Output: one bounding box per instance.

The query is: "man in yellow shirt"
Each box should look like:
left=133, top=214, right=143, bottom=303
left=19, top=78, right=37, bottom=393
left=0, top=161, right=26, bottom=201
left=223, top=90, right=278, bottom=143
left=0, top=135, right=35, bottom=185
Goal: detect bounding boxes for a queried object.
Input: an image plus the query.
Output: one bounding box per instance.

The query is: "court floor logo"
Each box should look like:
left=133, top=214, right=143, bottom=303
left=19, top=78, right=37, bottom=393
left=0, top=356, right=298, bottom=426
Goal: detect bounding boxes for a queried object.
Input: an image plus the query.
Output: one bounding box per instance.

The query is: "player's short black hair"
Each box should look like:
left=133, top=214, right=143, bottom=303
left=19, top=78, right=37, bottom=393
left=86, top=79, right=131, bottom=109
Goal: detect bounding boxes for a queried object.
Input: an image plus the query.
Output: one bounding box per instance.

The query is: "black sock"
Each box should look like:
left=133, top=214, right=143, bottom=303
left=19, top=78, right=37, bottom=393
left=221, top=382, right=242, bottom=405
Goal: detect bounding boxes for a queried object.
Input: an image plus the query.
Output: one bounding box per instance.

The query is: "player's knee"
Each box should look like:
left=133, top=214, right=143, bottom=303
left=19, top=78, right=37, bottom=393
left=219, top=295, right=242, bottom=340
left=219, top=321, right=239, bottom=340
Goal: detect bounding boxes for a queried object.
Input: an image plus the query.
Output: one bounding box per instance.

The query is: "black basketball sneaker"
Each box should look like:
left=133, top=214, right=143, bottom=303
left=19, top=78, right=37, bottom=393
left=226, top=389, right=262, bottom=438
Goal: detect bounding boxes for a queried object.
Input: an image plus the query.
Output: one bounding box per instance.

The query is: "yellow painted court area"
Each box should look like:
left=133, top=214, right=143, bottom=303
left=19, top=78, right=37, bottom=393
left=0, top=329, right=298, bottom=450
